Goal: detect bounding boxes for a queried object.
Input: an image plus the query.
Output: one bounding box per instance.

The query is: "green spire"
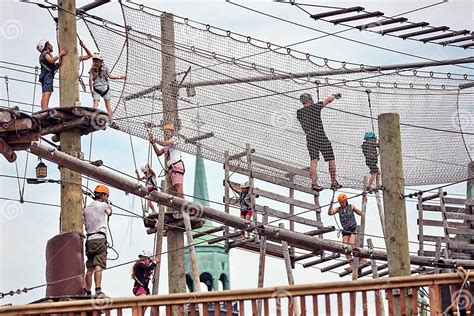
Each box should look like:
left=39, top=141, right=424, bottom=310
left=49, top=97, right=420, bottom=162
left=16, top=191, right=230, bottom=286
left=193, top=145, right=210, bottom=207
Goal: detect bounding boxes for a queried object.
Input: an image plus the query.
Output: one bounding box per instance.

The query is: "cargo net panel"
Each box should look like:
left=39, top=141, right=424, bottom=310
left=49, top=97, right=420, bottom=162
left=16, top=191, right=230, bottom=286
left=85, top=2, right=474, bottom=190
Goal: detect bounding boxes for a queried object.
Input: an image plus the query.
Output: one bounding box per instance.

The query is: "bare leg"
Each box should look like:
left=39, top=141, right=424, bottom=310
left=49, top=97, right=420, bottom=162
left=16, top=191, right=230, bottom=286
left=328, top=160, right=337, bottom=185
left=41, top=92, right=52, bottom=111
left=376, top=171, right=381, bottom=188
left=92, top=99, right=99, bottom=109
left=310, top=159, right=318, bottom=186
left=368, top=173, right=375, bottom=189
left=245, top=213, right=253, bottom=238
left=85, top=267, right=94, bottom=292
left=174, top=183, right=184, bottom=199
left=342, top=235, right=352, bottom=260
left=148, top=200, right=157, bottom=213
left=104, top=99, right=113, bottom=119
left=94, top=266, right=103, bottom=289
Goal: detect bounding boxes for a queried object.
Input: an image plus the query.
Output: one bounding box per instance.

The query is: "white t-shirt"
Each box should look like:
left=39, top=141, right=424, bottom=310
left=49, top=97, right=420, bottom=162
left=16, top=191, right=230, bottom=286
left=164, top=136, right=182, bottom=165
left=84, top=200, right=111, bottom=240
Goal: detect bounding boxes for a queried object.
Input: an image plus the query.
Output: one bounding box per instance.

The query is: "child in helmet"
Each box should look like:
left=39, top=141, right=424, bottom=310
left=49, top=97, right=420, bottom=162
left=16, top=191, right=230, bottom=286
left=227, top=178, right=253, bottom=239
left=88, top=52, right=126, bottom=127
left=131, top=250, right=160, bottom=296
left=135, top=164, right=158, bottom=214
left=37, top=39, right=68, bottom=111
left=361, top=131, right=381, bottom=193
left=328, top=193, right=362, bottom=262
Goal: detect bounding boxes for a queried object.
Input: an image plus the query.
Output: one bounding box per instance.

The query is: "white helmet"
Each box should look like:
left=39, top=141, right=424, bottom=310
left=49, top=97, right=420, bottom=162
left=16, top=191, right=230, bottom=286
left=36, top=39, right=49, bottom=52
left=240, top=181, right=251, bottom=189
left=141, top=164, right=151, bottom=173
left=139, top=250, right=152, bottom=258
left=92, top=52, right=103, bottom=60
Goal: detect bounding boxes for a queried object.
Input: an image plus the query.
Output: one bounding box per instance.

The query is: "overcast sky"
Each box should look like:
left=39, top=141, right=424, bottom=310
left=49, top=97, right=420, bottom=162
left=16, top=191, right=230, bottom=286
left=1, top=0, right=473, bottom=312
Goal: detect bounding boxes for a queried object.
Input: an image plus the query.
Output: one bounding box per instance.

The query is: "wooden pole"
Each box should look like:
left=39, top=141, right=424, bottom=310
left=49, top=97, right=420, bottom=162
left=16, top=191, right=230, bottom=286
left=57, top=0, right=82, bottom=233
left=418, top=194, right=424, bottom=256
left=280, top=223, right=300, bottom=316
left=224, top=151, right=230, bottom=251
left=374, top=191, right=385, bottom=238
left=352, top=176, right=368, bottom=280
left=160, top=13, right=186, bottom=309
left=246, top=144, right=258, bottom=225
left=152, top=181, right=167, bottom=295
left=368, top=239, right=385, bottom=316
left=257, top=206, right=269, bottom=316
left=289, top=175, right=296, bottom=268
left=378, top=113, right=412, bottom=315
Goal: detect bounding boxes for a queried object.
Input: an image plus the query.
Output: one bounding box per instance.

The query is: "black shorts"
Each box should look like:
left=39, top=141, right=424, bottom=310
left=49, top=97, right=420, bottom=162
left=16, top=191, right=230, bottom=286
left=342, top=225, right=357, bottom=237
left=306, top=133, right=335, bottom=162
left=366, top=158, right=379, bottom=174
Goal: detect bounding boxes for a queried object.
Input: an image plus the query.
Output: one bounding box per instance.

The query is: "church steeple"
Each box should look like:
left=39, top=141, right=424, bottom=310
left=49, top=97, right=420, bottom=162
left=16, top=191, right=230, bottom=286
left=185, top=112, right=230, bottom=292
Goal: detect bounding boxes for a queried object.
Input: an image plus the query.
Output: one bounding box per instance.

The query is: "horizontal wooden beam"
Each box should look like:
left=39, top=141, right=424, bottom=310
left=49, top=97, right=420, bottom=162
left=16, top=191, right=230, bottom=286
left=304, top=226, right=336, bottom=236
left=418, top=219, right=472, bottom=230
left=420, top=235, right=474, bottom=251
left=443, top=197, right=468, bottom=205
left=28, top=143, right=474, bottom=269
left=254, top=187, right=318, bottom=210
left=303, top=253, right=341, bottom=268
left=254, top=204, right=323, bottom=228
left=192, top=225, right=225, bottom=239
left=422, top=250, right=472, bottom=260
left=359, top=264, right=388, bottom=277
left=0, top=117, right=33, bottom=132
left=293, top=252, right=319, bottom=263
left=338, top=261, right=371, bottom=278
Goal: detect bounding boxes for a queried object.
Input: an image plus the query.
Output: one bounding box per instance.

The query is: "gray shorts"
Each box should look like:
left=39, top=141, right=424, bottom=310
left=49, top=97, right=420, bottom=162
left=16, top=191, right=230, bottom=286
left=93, top=91, right=111, bottom=101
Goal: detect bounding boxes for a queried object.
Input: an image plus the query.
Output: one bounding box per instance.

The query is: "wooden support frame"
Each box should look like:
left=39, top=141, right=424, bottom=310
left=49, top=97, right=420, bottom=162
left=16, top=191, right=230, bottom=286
left=257, top=206, right=269, bottom=316
left=302, top=253, right=341, bottom=268
left=152, top=181, right=167, bottom=297
left=224, top=151, right=231, bottom=251
left=353, top=177, right=368, bottom=280
left=418, top=194, right=424, bottom=256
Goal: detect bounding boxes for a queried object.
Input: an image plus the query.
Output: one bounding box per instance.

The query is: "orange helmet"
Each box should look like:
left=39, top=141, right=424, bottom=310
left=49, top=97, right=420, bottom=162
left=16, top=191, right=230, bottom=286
left=162, top=124, right=174, bottom=131
left=94, top=185, right=109, bottom=196
left=337, top=193, right=347, bottom=203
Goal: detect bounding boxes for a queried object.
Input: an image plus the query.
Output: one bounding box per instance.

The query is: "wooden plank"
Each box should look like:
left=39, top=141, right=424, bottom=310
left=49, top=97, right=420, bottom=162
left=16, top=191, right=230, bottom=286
left=239, top=301, right=245, bottom=316
left=418, top=219, right=472, bottom=229
left=374, top=191, right=385, bottom=237
left=224, top=151, right=230, bottom=251
left=303, top=253, right=341, bottom=268
left=202, top=303, right=209, bottom=316
left=300, top=296, right=307, bottom=316
left=312, top=295, right=319, bottom=316
left=263, top=299, right=269, bottom=316
left=293, top=252, right=319, bottom=262
left=246, top=144, right=258, bottom=227
left=412, top=288, right=419, bottom=316
left=439, top=189, right=452, bottom=256
left=289, top=174, right=296, bottom=270
left=443, top=197, right=467, bottom=205
left=429, top=285, right=442, bottom=315
left=275, top=297, right=282, bottom=316
left=387, top=290, right=394, bottom=316
left=254, top=204, right=323, bottom=228
left=320, top=260, right=351, bottom=272
left=251, top=155, right=309, bottom=179
left=257, top=207, right=269, bottom=316
left=362, top=291, right=368, bottom=316
left=226, top=302, right=233, bottom=316
left=374, top=290, right=382, bottom=316
left=423, top=250, right=473, bottom=260
left=420, top=204, right=468, bottom=214
left=190, top=304, right=196, bottom=316
left=152, top=181, right=167, bottom=296
left=279, top=223, right=300, bottom=316
left=192, top=225, right=225, bottom=239
left=304, top=226, right=335, bottom=236
left=214, top=302, right=221, bottom=316
left=400, top=288, right=407, bottom=315
left=253, top=187, right=319, bottom=210
left=434, top=240, right=442, bottom=274
left=418, top=194, right=424, bottom=256
left=337, top=293, right=343, bottom=316
left=349, top=292, right=356, bottom=316
left=325, top=294, right=331, bottom=315
left=419, top=236, right=474, bottom=251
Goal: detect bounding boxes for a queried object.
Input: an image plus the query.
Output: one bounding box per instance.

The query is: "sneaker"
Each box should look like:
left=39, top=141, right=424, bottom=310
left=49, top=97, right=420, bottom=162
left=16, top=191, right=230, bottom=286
left=311, top=183, right=324, bottom=192
left=94, top=291, right=107, bottom=298
left=378, top=185, right=384, bottom=191
left=365, top=186, right=373, bottom=194
left=330, top=181, right=342, bottom=190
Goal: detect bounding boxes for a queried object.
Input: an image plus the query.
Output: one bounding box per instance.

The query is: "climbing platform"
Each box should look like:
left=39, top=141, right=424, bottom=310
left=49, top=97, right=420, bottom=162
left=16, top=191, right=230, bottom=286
left=0, top=106, right=110, bottom=163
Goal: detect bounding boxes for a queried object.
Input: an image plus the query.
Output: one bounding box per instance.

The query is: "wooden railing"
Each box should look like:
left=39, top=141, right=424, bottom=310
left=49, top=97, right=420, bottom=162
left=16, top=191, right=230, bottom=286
left=1, top=272, right=472, bottom=315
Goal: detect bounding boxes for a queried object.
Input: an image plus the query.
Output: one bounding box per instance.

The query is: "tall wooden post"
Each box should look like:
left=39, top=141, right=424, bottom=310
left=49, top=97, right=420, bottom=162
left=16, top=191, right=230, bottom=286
left=161, top=12, right=186, bottom=310
left=378, top=113, right=412, bottom=315
left=257, top=206, right=269, bottom=316
left=57, top=0, right=82, bottom=233
left=152, top=180, right=167, bottom=295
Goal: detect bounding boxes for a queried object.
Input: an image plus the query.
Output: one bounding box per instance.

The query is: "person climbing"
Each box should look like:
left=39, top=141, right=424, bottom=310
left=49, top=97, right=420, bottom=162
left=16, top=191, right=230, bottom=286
left=131, top=250, right=160, bottom=296
left=361, top=131, right=382, bottom=193
left=135, top=163, right=158, bottom=214
left=328, top=193, right=362, bottom=263
left=227, top=178, right=253, bottom=239
left=150, top=124, right=185, bottom=216
left=37, top=39, right=68, bottom=111
left=296, top=92, right=342, bottom=191
left=83, top=184, right=112, bottom=298
left=88, top=52, right=126, bottom=127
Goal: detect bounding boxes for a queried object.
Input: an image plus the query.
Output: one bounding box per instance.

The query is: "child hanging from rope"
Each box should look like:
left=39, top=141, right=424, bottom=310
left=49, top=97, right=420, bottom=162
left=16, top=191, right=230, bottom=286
left=88, top=52, right=126, bottom=128
left=227, top=178, right=253, bottom=239
left=131, top=250, right=160, bottom=296
left=328, top=193, right=362, bottom=267
left=361, top=131, right=382, bottom=193
left=37, top=39, right=68, bottom=111
left=135, top=164, right=158, bottom=215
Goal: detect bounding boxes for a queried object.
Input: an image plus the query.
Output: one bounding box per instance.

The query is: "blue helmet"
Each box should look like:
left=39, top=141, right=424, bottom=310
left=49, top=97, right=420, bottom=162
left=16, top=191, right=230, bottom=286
left=364, top=131, right=376, bottom=140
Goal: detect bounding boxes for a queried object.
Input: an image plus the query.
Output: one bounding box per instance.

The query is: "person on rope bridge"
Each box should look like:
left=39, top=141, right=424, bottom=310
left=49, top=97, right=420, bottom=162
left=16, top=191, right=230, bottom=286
left=328, top=193, right=362, bottom=264
left=88, top=52, right=126, bottom=128
left=150, top=124, right=185, bottom=216
left=36, top=39, right=68, bottom=111
left=227, top=178, right=253, bottom=239
left=131, top=250, right=160, bottom=296
left=361, top=131, right=382, bottom=193
left=135, top=163, right=158, bottom=215
left=83, top=184, right=112, bottom=298
left=297, top=92, right=342, bottom=191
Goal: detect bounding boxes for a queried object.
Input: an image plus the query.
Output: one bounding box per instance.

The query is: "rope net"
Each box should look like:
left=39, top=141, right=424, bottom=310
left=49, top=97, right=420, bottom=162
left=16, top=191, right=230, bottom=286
left=85, top=2, right=474, bottom=190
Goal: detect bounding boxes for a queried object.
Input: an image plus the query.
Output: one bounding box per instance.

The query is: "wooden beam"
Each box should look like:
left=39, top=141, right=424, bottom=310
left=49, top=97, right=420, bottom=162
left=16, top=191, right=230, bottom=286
left=304, top=226, right=335, bottom=236
left=6, top=132, right=40, bottom=144
left=0, top=117, right=33, bottom=132
left=152, top=181, right=167, bottom=296
left=192, top=225, right=225, bottom=239
left=254, top=204, right=323, bottom=228
left=28, top=142, right=474, bottom=269
left=418, top=194, right=425, bottom=256
left=340, top=262, right=371, bottom=278
left=310, top=6, right=364, bottom=20
left=257, top=207, right=269, bottom=316
left=320, top=259, right=352, bottom=272
left=353, top=177, right=369, bottom=280
left=0, top=110, right=12, bottom=123
left=224, top=151, right=230, bottom=251
left=279, top=224, right=300, bottom=316
left=0, top=137, right=16, bottom=162
left=303, top=253, right=341, bottom=268
left=418, top=219, right=472, bottom=230
left=419, top=204, right=467, bottom=214
left=254, top=187, right=318, bottom=210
